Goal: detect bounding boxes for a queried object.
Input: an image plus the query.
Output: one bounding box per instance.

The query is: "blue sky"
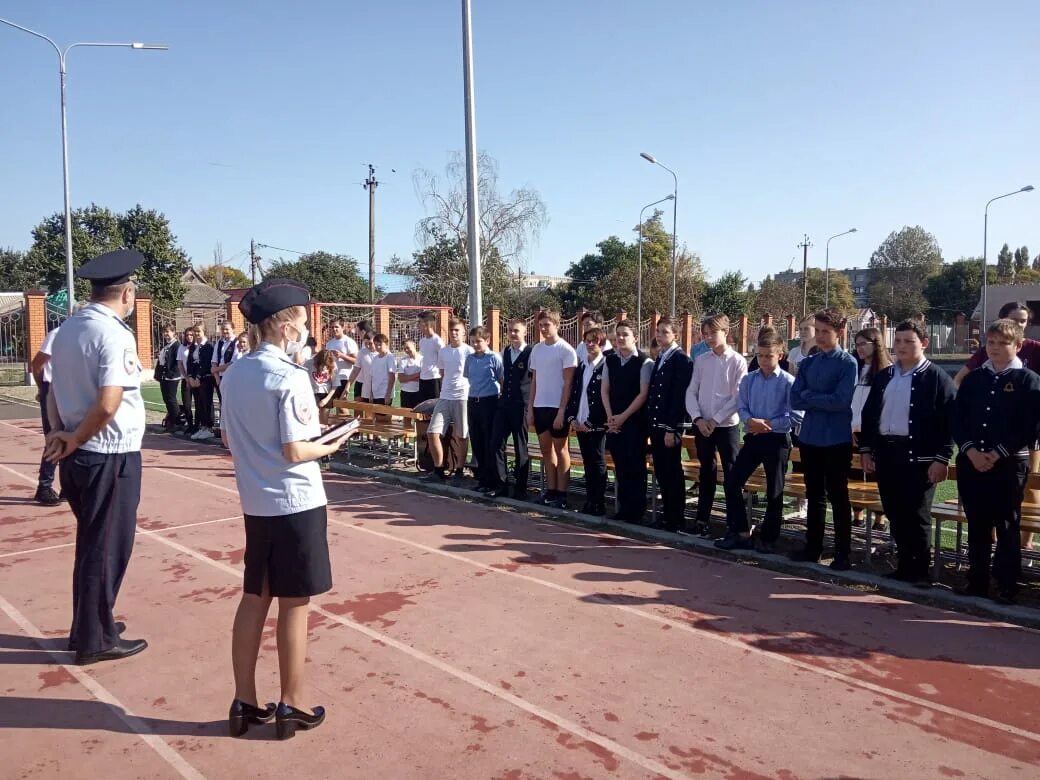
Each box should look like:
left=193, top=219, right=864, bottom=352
left=1, top=0, right=1037, bottom=289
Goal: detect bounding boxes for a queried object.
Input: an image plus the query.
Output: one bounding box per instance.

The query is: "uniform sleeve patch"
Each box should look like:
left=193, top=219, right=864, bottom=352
left=123, top=349, right=139, bottom=375
left=292, top=395, right=313, bottom=424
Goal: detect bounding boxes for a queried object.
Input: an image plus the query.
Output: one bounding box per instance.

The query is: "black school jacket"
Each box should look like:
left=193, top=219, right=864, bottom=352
left=953, top=362, right=1040, bottom=461
left=647, top=346, right=693, bottom=434
left=565, top=358, right=607, bottom=429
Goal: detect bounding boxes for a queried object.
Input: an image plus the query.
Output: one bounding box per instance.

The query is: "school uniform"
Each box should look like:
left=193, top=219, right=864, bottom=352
left=859, top=359, right=956, bottom=580
left=566, top=354, right=608, bottom=513
left=604, top=349, right=653, bottom=522
left=187, top=339, right=216, bottom=432
left=36, top=327, right=60, bottom=493
left=418, top=334, right=444, bottom=401
left=952, top=358, right=1040, bottom=596
left=156, top=337, right=183, bottom=429
left=490, top=344, right=532, bottom=497
left=211, top=337, right=236, bottom=409
left=464, top=350, right=503, bottom=488
left=398, top=353, right=422, bottom=409
left=177, top=340, right=193, bottom=430
left=647, top=344, right=694, bottom=531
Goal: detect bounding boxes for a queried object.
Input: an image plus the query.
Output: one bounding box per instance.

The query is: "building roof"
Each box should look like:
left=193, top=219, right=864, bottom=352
left=377, top=291, right=420, bottom=306
left=0, top=292, right=23, bottom=315
left=182, top=280, right=229, bottom=306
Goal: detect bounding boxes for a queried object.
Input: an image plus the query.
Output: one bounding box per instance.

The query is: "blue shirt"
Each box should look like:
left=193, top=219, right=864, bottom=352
left=879, top=357, right=926, bottom=436
left=738, top=368, right=801, bottom=435
left=790, top=346, right=858, bottom=446
left=692, top=341, right=711, bottom=359
left=463, top=350, right=503, bottom=398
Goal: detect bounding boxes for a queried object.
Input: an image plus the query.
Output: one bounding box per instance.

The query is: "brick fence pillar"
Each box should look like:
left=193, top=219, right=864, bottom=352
left=133, top=294, right=153, bottom=373
left=227, top=299, right=246, bottom=338
left=485, top=308, right=501, bottom=351
left=737, top=314, right=749, bottom=355
left=680, top=313, right=694, bottom=352
left=25, top=291, right=47, bottom=385
left=786, top=314, right=797, bottom=341
left=762, top=313, right=773, bottom=327
left=436, top=308, right=451, bottom=340
left=374, top=305, right=391, bottom=339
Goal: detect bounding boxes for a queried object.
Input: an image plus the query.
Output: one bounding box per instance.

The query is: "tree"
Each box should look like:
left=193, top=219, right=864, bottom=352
left=1033, top=249, right=1040, bottom=272
left=1014, top=245, right=1031, bottom=273
left=198, top=264, right=251, bottom=290
left=996, top=243, right=1013, bottom=279
left=867, top=226, right=943, bottom=320
left=753, top=268, right=855, bottom=319
left=0, top=247, right=46, bottom=291
left=265, top=251, right=369, bottom=303
left=923, top=258, right=982, bottom=321
left=558, top=235, right=635, bottom=311
left=701, top=271, right=752, bottom=321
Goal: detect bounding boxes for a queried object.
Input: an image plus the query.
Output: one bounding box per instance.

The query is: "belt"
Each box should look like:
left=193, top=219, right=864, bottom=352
left=880, top=435, right=910, bottom=444
left=469, top=395, right=497, bottom=403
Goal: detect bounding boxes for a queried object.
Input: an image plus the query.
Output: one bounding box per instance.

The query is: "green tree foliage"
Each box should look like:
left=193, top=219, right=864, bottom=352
left=753, top=268, right=855, bottom=319
left=1014, top=245, right=1031, bottom=273
left=265, top=251, right=369, bottom=304
left=923, top=258, right=983, bottom=321
left=0, top=247, right=46, bottom=291
left=197, top=264, right=251, bottom=290
left=996, top=243, right=1014, bottom=279
left=702, top=271, right=753, bottom=321
left=867, top=226, right=943, bottom=320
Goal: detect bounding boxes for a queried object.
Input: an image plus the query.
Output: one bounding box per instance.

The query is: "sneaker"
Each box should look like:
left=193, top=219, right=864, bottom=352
left=788, top=549, right=821, bottom=564
left=196, top=429, right=215, bottom=441
left=423, top=471, right=447, bottom=483
left=189, top=429, right=203, bottom=440
left=34, top=486, right=62, bottom=506
left=829, top=554, right=851, bottom=572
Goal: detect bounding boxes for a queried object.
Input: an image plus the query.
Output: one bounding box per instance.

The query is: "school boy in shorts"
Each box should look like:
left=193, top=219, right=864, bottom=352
left=527, top=311, right=578, bottom=508
left=418, top=311, right=445, bottom=402
left=324, top=319, right=358, bottom=400
left=426, top=319, right=474, bottom=482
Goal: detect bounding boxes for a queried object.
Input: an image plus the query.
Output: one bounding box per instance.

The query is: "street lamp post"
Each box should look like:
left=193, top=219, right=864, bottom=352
left=0, top=17, right=167, bottom=314
left=640, top=152, right=678, bottom=315
left=824, top=228, right=857, bottom=309
left=461, top=0, right=482, bottom=324
left=637, top=194, right=675, bottom=327
left=982, top=186, right=1034, bottom=331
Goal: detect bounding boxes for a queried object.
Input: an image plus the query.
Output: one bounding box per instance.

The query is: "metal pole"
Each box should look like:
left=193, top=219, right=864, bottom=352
left=824, top=228, right=857, bottom=309
left=982, top=186, right=1035, bottom=331
left=799, top=234, right=811, bottom=319
left=461, top=0, right=481, bottom=322
left=364, top=165, right=378, bottom=304
left=59, top=54, right=75, bottom=314
left=670, top=177, right=678, bottom=316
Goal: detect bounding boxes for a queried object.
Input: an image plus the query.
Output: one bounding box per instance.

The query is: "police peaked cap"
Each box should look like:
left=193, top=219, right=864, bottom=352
left=76, top=249, right=146, bottom=286
left=239, top=278, right=311, bottom=324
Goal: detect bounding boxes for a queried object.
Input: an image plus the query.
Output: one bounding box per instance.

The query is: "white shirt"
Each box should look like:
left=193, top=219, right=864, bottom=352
left=576, top=338, right=612, bottom=364
left=50, top=303, right=145, bottom=454
left=232, top=347, right=247, bottom=363
left=880, top=358, right=927, bottom=436
left=419, top=334, right=444, bottom=380
left=851, top=363, right=872, bottom=433
left=438, top=343, right=475, bottom=400
left=368, top=352, right=397, bottom=400
left=212, top=338, right=236, bottom=367
left=530, top=339, right=579, bottom=408
left=39, top=327, right=58, bottom=384
left=686, top=347, right=748, bottom=427
left=577, top=354, right=604, bottom=425
left=324, top=335, right=358, bottom=380
left=788, top=345, right=811, bottom=374
left=398, top=354, right=421, bottom=392
left=219, top=343, right=325, bottom=517
left=176, top=342, right=190, bottom=375
left=355, top=347, right=373, bottom=387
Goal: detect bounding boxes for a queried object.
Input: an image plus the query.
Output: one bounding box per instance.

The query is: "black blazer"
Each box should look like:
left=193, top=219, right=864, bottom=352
left=647, top=346, right=693, bottom=433
left=953, top=364, right=1040, bottom=460
left=565, top=359, right=607, bottom=429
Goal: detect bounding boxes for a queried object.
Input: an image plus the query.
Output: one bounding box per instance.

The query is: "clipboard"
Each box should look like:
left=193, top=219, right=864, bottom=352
left=310, top=417, right=361, bottom=445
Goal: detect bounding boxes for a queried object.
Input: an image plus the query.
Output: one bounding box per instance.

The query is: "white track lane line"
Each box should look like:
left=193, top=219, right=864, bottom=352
left=0, top=594, right=204, bottom=780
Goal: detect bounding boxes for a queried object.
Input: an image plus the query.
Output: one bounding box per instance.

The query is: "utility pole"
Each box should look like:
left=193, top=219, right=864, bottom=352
left=249, top=238, right=260, bottom=285
left=798, top=233, right=813, bottom=319
left=363, top=164, right=378, bottom=304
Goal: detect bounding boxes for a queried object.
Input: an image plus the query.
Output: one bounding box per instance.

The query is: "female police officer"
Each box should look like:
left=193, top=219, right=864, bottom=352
left=219, top=278, right=356, bottom=739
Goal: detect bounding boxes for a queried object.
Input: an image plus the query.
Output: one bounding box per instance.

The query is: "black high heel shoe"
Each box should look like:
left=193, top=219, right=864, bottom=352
left=228, top=699, right=277, bottom=737
left=275, top=702, right=326, bottom=740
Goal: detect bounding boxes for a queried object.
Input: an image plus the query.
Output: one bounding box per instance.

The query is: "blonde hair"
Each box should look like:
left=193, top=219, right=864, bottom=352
left=248, top=305, right=306, bottom=349
left=987, top=318, right=1025, bottom=345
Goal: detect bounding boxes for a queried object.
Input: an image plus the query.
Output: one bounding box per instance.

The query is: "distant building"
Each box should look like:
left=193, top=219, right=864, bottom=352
left=522, top=272, right=569, bottom=289
left=773, top=266, right=875, bottom=307
left=970, top=284, right=1040, bottom=338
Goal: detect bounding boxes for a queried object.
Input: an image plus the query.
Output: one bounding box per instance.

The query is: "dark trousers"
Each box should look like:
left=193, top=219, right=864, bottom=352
left=419, top=378, right=441, bottom=402
left=693, top=424, right=740, bottom=526
left=467, top=395, right=499, bottom=487
left=191, top=376, right=215, bottom=428
left=160, top=379, right=180, bottom=427
left=401, top=389, right=422, bottom=409
left=577, top=430, right=607, bottom=508
left=800, top=441, right=853, bottom=557
left=333, top=379, right=349, bottom=400
left=37, top=382, right=57, bottom=489
left=61, top=450, right=142, bottom=654
left=353, top=381, right=364, bottom=401
left=607, top=422, right=648, bottom=521
left=650, top=429, right=686, bottom=530
left=958, top=454, right=1029, bottom=590
left=180, top=379, right=194, bottom=429
left=876, top=440, right=936, bottom=578
left=491, top=402, right=529, bottom=494
left=724, top=432, right=790, bottom=539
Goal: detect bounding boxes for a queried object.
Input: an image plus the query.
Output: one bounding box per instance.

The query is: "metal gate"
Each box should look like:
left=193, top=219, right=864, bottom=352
left=0, top=297, right=27, bottom=385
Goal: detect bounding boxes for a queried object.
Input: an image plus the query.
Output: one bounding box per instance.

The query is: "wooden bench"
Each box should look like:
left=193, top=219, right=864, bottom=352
left=331, top=399, right=428, bottom=467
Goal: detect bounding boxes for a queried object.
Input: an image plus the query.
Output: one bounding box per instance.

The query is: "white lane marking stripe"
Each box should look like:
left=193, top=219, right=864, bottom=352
left=0, top=594, right=205, bottom=780
left=136, top=528, right=687, bottom=780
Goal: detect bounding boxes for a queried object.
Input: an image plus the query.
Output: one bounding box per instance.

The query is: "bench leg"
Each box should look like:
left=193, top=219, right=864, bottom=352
left=932, top=515, right=943, bottom=582
left=955, top=514, right=964, bottom=569
left=864, top=509, right=873, bottom=567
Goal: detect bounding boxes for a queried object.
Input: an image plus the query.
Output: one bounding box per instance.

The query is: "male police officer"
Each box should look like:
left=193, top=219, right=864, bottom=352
left=45, top=249, right=148, bottom=665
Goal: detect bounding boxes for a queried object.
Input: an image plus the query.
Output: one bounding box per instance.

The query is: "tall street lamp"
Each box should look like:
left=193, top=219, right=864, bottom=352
left=824, top=228, right=857, bottom=308
left=640, top=152, right=678, bottom=316
left=982, top=186, right=1034, bottom=330
left=461, top=0, right=482, bottom=323
left=637, top=194, right=674, bottom=326
left=0, top=17, right=167, bottom=314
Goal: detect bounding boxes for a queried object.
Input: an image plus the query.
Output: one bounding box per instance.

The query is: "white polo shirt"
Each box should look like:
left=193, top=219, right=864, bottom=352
left=219, top=343, right=325, bottom=517
left=325, top=335, right=358, bottom=381
left=368, top=352, right=397, bottom=400
left=419, top=334, right=444, bottom=380
left=38, top=327, right=58, bottom=383
left=438, top=343, right=475, bottom=400
left=398, top=354, right=421, bottom=392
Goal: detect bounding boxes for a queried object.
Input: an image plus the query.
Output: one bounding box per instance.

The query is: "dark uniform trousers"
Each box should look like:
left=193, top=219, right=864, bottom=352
left=800, top=442, right=853, bottom=557
left=957, top=453, right=1029, bottom=590
left=577, top=430, right=607, bottom=507
left=37, top=382, right=57, bottom=489
left=607, top=423, right=648, bottom=521
left=875, top=438, right=936, bottom=578
left=650, top=430, right=685, bottom=530
left=468, top=395, right=499, bottom=488
left=192, top=375, right=215, bottom=428
left=180, top=379, right=193, bottom=429
left=491, top=402, right=529, bottom=495
left=419, top=378, right=441, bottom=402
left=694, top=424, right=740, bottom=527
left=160, top=379, right=180, bottom=426
left=61, top=450, right=142, bottom=654
left=724, top=432, right=790, bottom=539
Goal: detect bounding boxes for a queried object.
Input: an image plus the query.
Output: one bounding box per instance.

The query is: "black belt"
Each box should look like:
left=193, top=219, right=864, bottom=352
left=469, top=395, right=497, bottom=403
left=880, top=435, right=911, bottom=444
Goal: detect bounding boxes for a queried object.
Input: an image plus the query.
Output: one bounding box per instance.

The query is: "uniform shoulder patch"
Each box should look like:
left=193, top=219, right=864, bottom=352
left=123, top=348, right=139, bottom=375
left=292, top=395, right=313, bottom=424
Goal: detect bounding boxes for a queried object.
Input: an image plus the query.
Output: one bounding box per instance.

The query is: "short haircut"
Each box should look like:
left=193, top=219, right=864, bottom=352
left=894, top=319, right=927, bottom=341
left=581, top=310, right=604, bottom=324
left=583, top=326, right=606, bottom=345
left=999, top=301, right=1029, bottom=320
left=813, top=308, right=848, bottom=330
left=507, top=318, right=527, bottom=329
left=701, top=314, right=730, bottom=332
left=469, top=326, right=489, bottom=340
left=356, top=319, right=373, bottom=334
left=447, top=317, right=466, bottom=329
left=537, top=310, right=560, bottom=325
left=419, top=311, right=437, bottom=324
left=333, top=317, right=346, bottom=327
left=756, top=327, right=784, bottom=350
left=91, top=280, right=133, bottom=302
left=615, top=318, right=635, bottom=334
left=373, top=332, right=388, bottom=345
left=798, top=316, right=816, bottom=328
left=987, top=318, right=1025, bottom=344
left=656, top=315, right=677, bottom=333
left=403, top=338, right=416, bottom=348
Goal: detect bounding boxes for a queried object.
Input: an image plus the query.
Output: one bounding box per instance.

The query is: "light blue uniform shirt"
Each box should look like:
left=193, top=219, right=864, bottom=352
left=879, top=357, right=926, bottom=436
left=50, top=302, right=145, bottom=454
left=220, top=343, right=325, bottom=517
left=738, top=368, right=801, bottom=434
left=464, top=350, right=503, bottom=398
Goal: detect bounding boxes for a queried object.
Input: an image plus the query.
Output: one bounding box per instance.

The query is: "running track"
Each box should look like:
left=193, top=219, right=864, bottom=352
left=1, top=417, right=1039, bottom=779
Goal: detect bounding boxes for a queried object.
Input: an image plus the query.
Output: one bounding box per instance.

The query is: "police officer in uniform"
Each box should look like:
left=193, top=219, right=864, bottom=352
left=44, top=249, right=148, bottom=665
left=488, top=319, right=532, bottom=498
left=219, top=278, right=357, bottom=739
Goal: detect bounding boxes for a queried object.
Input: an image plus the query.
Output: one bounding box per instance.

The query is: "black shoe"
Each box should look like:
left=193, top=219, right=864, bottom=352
left=68, top=621, right=125, bottom=652
left=275, top=702, right=326, bottom=740
left=485, top=486, right=508, bottom=498
left=511, top=486, right=528, bottom=500
left=423, top=471, right=447, bottom=483
left=549, top=494, right=568, bottom=509
left=994, top=589, right=1018, bottom=606
left=955, top=583, right=989, bottom=598
left=229, top=699, right=277, bottom=737
left=75, top=637, right=147, bottom=666
left=715, top=534, right=753, bottom=551
left=884, top=568, right=914, bottom=582
left=788, top=549, right=821, bottom=564
left=754, top=539, right=778, bottom=554
left=829, top=554, right=851, bottom=571
left=34, top=486, right=63, bottom=506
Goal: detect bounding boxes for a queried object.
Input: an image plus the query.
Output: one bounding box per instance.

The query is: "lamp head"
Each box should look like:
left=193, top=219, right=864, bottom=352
left=665, top=194, right=675, bottom=200
left=1023, top=185, right=1035, bottom=192
left=640, top=152, right=657, bottom=164
left=849, top=227, right=858, bottom=233
left=131, top=43, right=169, bottom=50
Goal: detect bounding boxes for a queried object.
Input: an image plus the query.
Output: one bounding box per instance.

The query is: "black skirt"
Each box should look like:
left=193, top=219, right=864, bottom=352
left=243, top=505, right=332, bottom=598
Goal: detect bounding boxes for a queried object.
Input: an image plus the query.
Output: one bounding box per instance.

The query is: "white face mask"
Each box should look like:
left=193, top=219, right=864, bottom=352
left=286, top=322, right=308, bottom=355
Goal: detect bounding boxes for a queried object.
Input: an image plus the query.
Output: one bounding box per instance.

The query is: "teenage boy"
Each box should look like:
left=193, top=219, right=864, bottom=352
left=788, top=316, right=817, bottom=375
left=575, top=310, right=613, bottom=363
left=789, top=308, right=858, bottom=569
left=528, top=311, right=578, bottom=508
left=398, top=339, right=422, bottom=409
left=426, top=319, right=474, bottom=481
left=187, top=324, right=216, bottom=441
left=177, top=327, right=195, bottom=432
left=354, top=320, right=374, bottom=400
left=686, top=314, right=748, bottom=535
left=154, top=324, right=183, bottom=433
left=647, top=317, right=693, bottom=531
left=418, top=311, right=445, bottom=402
left=325, top=318, right=358, bottom=400
left=717, top=329, right=798, bottom=552
left=489, top=319, right=532, bottom=499
left=210, top=320, right=237, bottom=427
left=859, top=320, right=956, bottom=584
left=952, top=319, right=1040, bottom=603
left=603, top=320, right=653, bottom=523
left=567, top=327, right=609, bottom=515
left=464, top=326, right=504, bottom=492
left=30, top=323, right=66, bottom=505
left=366, top=333, right=397, bottom=406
